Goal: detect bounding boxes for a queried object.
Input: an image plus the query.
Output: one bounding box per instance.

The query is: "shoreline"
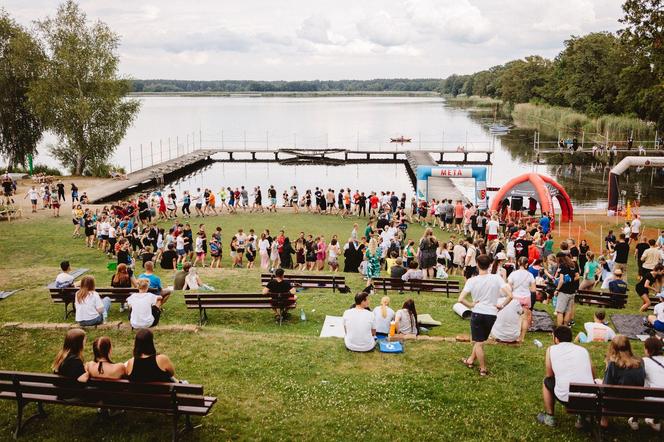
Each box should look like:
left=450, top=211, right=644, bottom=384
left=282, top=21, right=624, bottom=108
left=129, top=91, right=441, bottom=98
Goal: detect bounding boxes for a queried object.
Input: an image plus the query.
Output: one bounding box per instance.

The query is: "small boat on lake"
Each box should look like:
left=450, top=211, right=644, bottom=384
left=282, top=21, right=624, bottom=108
left=390, top=136, right=412, bottom=143
left=489, top=124, right=510, bottom=133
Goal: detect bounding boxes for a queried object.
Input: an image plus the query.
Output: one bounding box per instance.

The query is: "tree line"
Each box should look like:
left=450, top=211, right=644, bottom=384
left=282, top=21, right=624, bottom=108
left=132, top=79, right=442, bottom=93
left=439, top=0, right=663, bottom=128
left=0, top=1, right=138, bottom=174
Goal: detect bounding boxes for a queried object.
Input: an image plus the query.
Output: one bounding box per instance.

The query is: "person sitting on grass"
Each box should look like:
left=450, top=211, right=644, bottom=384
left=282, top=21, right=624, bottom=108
left=74, top=276, right=111, bottom=327
left=645, top=297, right=664, bottom=332
left=138, top=261, right=171, bottom=304
left=597, top=335, right=645, bottom=430
left=52, top=328, right=89, bottom=383
left=160, top=243, right=178, bottom=270
left=262, top=268, right=297, bottom=318
left=55, top=260, right=75, bottom=288
left=394, top=299, right=418, bottom=336
left=537, top=326, right=595, bottom=428
left=458, top=254, right=512, bottom=376
left=342, top=292, right=376, bottom=352
left=173, top=262, right=192, bottom=290
left=574, top=310, right=616, bottom=343
left=489, top=297, right=526, bottom=343
left=127, top=279, right=163, bottom=329
left=125, top=328, right=176, bottom=382
left=84, top=336, right=126, bottom=379
left=372, top=296, right=395, bottom=339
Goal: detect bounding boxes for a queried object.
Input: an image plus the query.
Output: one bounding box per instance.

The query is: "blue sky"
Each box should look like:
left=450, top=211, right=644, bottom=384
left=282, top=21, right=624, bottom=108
left=4, top=0, right=624, bottom=80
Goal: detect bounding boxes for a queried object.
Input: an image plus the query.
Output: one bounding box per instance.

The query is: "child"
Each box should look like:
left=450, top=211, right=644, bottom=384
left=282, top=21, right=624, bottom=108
left=245, top=236, right=256, bottom=269
left=575, top=310, right=616, bottom=343
left=209, top=236, right=221, bottom=268
left=194, top=231, right=206, bottom=267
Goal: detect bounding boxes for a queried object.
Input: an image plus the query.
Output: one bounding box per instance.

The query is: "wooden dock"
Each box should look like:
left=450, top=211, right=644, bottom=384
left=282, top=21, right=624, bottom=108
left=405, top=151, right=469, bottom=203
left=90, top=146, right=489, bottom=203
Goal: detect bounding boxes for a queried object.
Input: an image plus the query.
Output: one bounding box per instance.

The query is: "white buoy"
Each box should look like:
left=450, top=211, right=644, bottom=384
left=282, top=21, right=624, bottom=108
left=453, top=303, right=471, bottom=319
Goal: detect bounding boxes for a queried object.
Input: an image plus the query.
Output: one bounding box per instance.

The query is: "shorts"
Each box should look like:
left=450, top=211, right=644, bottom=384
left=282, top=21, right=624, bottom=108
left=101, top=235, right=109, bottom=241
left=463, top=266, right=477, bottom=279
left=455, top=217, right=462, bottom=225
left=246, top=253, right=255, bottom=262
left=327, top=202, right=334, bottom=208
left=516, top=296, right=531, bottom=309
left=470, top=312, right=496, bottom=342
left=237, top=248, right=245, bottom=254
left=271, top=198, right=277, bottom=205
left=177, top=249, right=186, bottom=256
left=555, top=292, right=574, bottom=314
left=445, top=217, right=453, bottom=224
left=196, top=251, right=205, bottom=258
left=196, top=203, right=202, bottom=209
left=543, top=376, right=567, bottom=405
left=345, top=204, right=351, bottom=210
left=487, top=234, right=498, bottom=241
left=654, top=320, right=664, bottom=332
left=31, top=199, right=37, bottom=205
left=630, top=232, right=638, bottom=240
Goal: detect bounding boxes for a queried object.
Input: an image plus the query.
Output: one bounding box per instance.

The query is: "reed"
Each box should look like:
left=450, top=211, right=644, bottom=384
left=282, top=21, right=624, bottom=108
left=444, top=95, right=502, bottom=108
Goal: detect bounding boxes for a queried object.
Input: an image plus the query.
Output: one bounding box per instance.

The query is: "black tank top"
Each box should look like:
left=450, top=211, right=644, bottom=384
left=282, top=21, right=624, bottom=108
left=129, top=355, right=172, bottom=382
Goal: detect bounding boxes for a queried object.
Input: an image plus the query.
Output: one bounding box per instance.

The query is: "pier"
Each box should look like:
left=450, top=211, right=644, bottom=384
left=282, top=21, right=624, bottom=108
left=91, top=146, right=491, bottom=203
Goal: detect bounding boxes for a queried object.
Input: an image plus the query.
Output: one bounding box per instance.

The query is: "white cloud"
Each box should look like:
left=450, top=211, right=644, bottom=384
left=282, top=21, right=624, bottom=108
left=405, top=0, right=493, bottom=44
left=356, top=11, right=411, bottom=47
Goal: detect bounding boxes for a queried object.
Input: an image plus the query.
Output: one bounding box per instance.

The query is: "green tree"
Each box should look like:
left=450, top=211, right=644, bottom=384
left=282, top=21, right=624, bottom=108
left=496, top=56, right=551, bottom=104
left=0, top=10, right=45, bottom=168
left=552, top=33, right=628, bottom=116
left=619, top=0, right=664, bottom=127
left=28, top=1, right=139, bottom=175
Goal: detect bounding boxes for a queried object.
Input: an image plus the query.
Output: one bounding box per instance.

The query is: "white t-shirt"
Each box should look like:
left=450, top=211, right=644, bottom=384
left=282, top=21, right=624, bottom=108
left=342, top=308, right=375, bottom=352
left=127, top=292, right=158, bottom=328
left=372, top=306, right=395, bottom=335
left=100, top=222, right=110, bottom=235
left=549, top=342, right=594, bottom=402
left=487, top=220, right=500, bottom=235
left=195, top=237, right=204, bottom=253
left=259, top=239, right=270, bottom=252
left=583, top=322, right=616, bottom=342
left=462, top=273, right=507, bottom=316
left=643, top=355, right=664, bottom=388
left=54, top=272, right=75, bottom=288
left=631, top=219, right=641, bottom=234
left=27, top=189, right=39, bottom=200
left=108, top=226, right=116, bottom=239
left=176, top=235, right=185, bottom=250
left=465, top=245, right=477, bottom=267
left=395, top=308, right=417, bottom=334
left=75, top=291, right=103, bottom=322
left=654, top=302, right=664, bottom=322
left=490, top=299, right=523, bottom=342
left=508, top=269, right=535, bottom=299
left=453, top=245, right=466, bottom=265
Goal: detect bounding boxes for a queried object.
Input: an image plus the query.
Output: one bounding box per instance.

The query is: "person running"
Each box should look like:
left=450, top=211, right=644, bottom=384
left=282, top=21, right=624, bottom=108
left=192, top=188, right=204, bottom=217
left=636, top=264, right=663, bottom=312
left=458, top=254, right=512, bottom=376
left=24, top=185, right=40, bottom=213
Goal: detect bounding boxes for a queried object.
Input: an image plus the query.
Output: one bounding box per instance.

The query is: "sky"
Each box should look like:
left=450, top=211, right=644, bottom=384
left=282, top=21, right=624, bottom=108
left=4, top=0, right=625, bottom=81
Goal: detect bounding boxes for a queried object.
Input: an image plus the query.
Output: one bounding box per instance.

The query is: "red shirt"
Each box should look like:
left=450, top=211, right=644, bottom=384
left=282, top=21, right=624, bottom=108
left=369, top=196, right=379, bottom=208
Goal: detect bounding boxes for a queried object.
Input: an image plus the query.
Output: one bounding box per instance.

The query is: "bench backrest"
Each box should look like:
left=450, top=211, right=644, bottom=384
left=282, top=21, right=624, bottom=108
left=0, top=370, right=207, bottom=411
left=373, top=277, right=461, bottom=294
left=184, top=293, right=295, bottom=308
left=568, top=383, right=664, bottom=419
left=575, top=290, right=628, bottom=308
left=260, top=273, right=346, bottom=288
left=50, top=287, right=159, bottom=302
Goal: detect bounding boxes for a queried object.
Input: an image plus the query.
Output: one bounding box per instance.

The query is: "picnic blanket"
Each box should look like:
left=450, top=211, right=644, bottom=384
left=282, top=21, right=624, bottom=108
left=0, top=289, right=22, bottom=300
left=46, top=268, right=89, bottom=289
left=528, top=310, right=555, bottom=333
left=611, top=314, right=664, bottom=340
left=320, top=315, right=345, bottom=338
left=417, top=313, right=441, bottom=327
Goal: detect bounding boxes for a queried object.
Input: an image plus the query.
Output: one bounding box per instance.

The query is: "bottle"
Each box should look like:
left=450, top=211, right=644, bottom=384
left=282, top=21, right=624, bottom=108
left=300, top=308, right=306, bottom=321
left=389, top=321, right=396, bottom=337
left=533, top=339, right=543, bottom=348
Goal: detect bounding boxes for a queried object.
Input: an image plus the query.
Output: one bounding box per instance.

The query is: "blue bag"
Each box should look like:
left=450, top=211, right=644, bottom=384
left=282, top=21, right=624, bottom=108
left=378, top=340, right=403, bottom=353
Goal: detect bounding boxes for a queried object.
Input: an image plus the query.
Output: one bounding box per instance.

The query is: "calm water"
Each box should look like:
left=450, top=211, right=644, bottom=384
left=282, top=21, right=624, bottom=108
left=33, top=96, right=664, bottom=208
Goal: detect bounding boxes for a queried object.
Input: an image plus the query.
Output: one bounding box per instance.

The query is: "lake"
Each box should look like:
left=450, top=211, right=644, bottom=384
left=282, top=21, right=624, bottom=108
left=33, top=95, right=664, bottom=208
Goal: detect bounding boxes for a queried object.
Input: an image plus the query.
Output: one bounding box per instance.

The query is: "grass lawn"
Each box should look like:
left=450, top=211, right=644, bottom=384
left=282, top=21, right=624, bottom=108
left=0, top=212, right=662, bottom=441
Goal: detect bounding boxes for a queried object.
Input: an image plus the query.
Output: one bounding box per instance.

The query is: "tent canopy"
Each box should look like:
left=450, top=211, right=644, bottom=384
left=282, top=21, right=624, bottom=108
left=490, top=173, right=573, bottom=222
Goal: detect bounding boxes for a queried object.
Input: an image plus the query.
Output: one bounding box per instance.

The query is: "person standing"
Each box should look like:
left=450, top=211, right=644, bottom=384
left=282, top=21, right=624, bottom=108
left=458, top=254, right=512, bottom=376
left=613, top=234, right=630, bottom=273
left=56, top=179, right=65, bottom=202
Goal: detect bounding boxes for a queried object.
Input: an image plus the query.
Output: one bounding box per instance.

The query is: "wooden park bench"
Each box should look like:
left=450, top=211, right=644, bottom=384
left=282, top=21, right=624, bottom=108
left=260, top=273, right=347, bottom=293
left=648, top=296, right=662, bottom=311
left=0, top=370, right=216, bottom=441
left=184, top=292, right=297, bottom=325
left=566, top=382, right=664, bottom=441
left=373, top=277, right=461, bottom=298
left=0, top=205, right=22, bottom=222
left=48, top=286, right=158, bottom=320
left=575, top=289, right=628, bottom=309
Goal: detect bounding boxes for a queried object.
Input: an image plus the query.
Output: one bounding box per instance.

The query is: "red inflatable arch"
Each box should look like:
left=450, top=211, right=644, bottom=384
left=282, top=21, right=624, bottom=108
left=490, top=173, right=573, bottom=222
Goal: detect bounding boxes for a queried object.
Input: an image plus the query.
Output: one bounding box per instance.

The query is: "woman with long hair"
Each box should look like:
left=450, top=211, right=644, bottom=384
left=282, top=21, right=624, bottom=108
left=259, top=233, right=271, bottom=270
left=599, top=335, right=645, bottom=429
left=125, top=329, right=176, bottom=383
left=580, top=251, right=599, bottom=290
left=418, top=228, right=438, bottom=278
left=395, top=299, right=418, bottom=336
left=85, top=336, right=126, bottom=379
left=328, top=238, right=341, bottom=272
left=553, top=252, right=579, bottom=327
left=75, top=276, right=111, bottom=327
left=507, top=257, right=536, bottom=338
left=365, top=238, right=381, bottom=287
left=316, top=235, right=327, bottom=271
left=372, top=296, right=395, bottom=338
left=52, top=328, right=88, bottom=382
left=111, top=263, right=136, bottom=288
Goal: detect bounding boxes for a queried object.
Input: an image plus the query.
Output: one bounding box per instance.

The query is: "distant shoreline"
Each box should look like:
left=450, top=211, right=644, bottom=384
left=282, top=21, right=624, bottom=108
left=129, top=91, right=442, bottom=98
